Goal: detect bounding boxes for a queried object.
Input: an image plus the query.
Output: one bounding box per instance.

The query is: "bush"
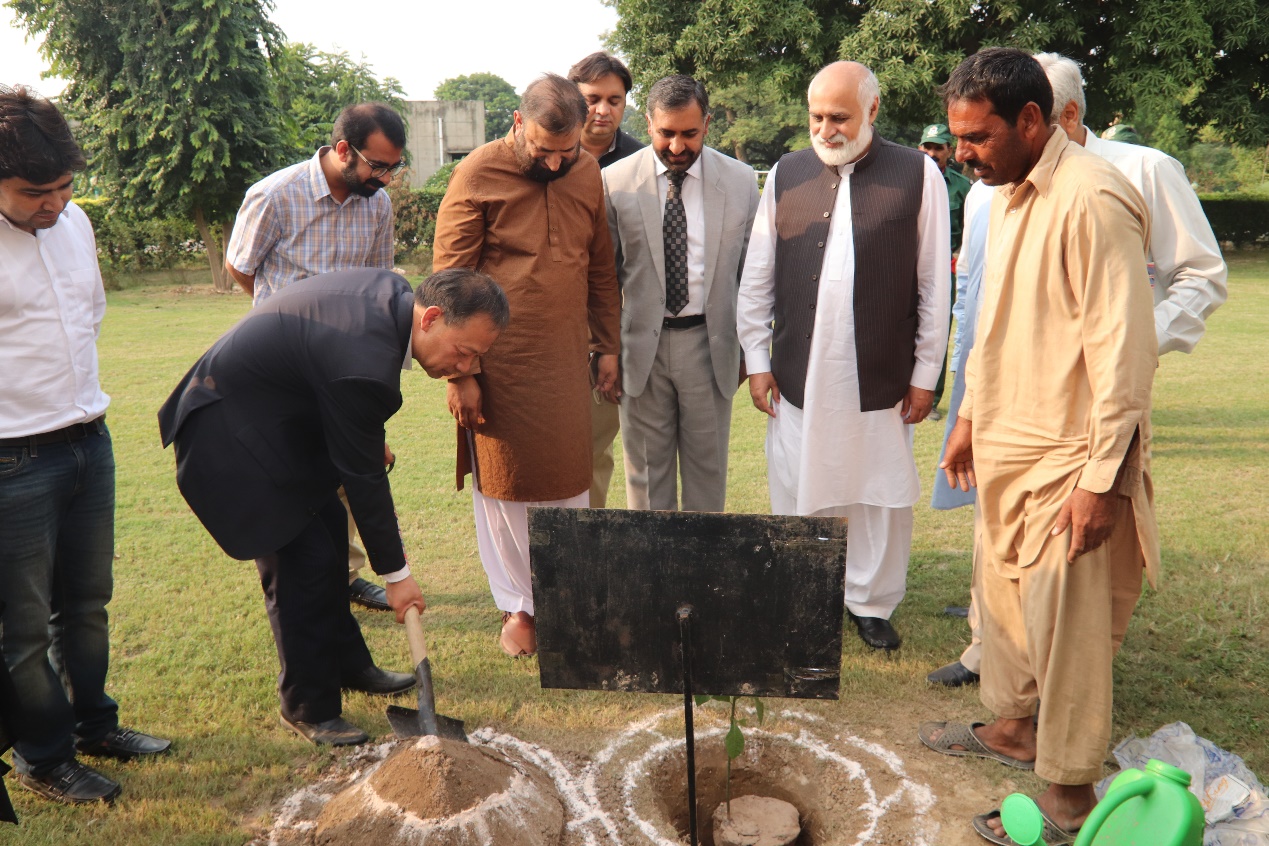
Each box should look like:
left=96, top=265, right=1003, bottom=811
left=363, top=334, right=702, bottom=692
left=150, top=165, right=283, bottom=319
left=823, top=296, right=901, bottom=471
left=1198, top=193, right=1269, bottom=248
left=77, top=198, right=203, bottom=273
left=389, top=182, right=446, bottom=266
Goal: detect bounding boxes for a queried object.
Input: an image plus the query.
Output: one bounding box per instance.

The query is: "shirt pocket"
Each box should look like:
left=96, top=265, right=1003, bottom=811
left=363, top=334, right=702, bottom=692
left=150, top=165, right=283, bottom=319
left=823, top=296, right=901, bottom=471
left=59, top=267, right=100, bottom=328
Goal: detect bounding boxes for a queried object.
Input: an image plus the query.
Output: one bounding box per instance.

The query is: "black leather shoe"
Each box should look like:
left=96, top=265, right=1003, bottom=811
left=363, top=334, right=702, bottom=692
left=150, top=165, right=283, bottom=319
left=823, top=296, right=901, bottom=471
left=349, top=577, right=390, bottom=611
left=942, top=605, right=970, bottom=618
left=280, top=715, right=369, bottom=747
left=76, top=727, right=172, bottom=760
left=19, top=759, right=121, bottom=804
left=342, top=664, right=416, bottom=696
left=848, top=611, right=901, bottom=650
left=927, top=660, right=981, bottom=687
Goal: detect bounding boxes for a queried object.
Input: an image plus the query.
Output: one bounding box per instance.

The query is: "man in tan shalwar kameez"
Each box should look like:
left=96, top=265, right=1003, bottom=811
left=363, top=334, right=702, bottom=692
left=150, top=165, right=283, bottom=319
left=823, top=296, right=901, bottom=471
left=917, top=49, right=1160, bottom=843
left=433, top=74, right=621, bottom=657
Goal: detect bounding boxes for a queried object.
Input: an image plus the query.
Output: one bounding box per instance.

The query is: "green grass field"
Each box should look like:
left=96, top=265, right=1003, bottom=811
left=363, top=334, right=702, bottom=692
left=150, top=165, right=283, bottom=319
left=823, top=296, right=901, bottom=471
left=4, top=253, right=1267, bottom=844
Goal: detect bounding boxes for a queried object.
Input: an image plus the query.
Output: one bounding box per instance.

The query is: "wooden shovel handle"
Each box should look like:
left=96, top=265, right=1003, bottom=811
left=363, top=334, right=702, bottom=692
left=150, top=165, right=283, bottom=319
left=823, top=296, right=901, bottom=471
left=404, top=605, right=429, bottom=665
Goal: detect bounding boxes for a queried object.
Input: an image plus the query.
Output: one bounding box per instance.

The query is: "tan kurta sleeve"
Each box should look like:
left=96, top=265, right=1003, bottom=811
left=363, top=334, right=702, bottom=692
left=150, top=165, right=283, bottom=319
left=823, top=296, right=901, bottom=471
left=586, top=178, right=621, bottom=357
left=1068, top=182, right=1156, bottom=494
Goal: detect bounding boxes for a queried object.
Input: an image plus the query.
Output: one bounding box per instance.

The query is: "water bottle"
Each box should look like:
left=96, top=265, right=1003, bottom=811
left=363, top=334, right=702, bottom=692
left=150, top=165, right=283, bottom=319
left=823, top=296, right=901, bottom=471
left=1000, top=759, right=1205, bottom=846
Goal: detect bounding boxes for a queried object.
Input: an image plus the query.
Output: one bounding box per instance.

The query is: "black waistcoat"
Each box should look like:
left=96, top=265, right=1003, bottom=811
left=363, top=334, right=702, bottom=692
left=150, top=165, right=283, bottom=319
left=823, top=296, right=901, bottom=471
left=772, top=138, right=925, bottom=411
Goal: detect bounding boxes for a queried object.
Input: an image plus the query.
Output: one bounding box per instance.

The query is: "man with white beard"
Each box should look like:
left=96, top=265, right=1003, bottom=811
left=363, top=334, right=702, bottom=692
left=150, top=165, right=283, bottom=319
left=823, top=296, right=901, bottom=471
left=737, top=61, right=949, bottom=650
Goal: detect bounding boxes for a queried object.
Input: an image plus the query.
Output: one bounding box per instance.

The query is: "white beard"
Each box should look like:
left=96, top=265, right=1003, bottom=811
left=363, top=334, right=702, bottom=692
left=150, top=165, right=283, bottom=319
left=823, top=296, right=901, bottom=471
left=811, top=124, right=874, bottom=167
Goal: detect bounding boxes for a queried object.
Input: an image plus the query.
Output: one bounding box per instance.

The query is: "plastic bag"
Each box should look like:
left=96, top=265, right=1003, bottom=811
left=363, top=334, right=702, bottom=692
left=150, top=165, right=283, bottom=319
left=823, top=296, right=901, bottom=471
left=1096, top=722, right=1269, bottom=846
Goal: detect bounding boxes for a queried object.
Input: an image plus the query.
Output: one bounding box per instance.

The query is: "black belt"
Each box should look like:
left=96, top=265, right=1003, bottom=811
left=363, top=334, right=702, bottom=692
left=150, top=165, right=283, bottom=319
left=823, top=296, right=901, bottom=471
left=0, top=415, right=106, bottom=453
left=662, top=314, right=706, bottom=329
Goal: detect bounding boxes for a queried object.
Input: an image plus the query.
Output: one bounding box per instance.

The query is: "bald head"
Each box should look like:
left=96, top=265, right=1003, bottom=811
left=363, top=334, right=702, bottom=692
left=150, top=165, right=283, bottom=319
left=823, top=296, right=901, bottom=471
left=809, top=62, right=880, bottom=109
left=807, top=61, right=880, bottom=166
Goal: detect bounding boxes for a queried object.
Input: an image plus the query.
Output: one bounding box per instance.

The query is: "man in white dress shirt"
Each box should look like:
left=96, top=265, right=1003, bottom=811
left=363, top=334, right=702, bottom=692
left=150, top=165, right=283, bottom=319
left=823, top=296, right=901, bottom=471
left=0, top=85, right=169, bottom=806
left=737, top=62, right=950, bottom=650
left=1034, top=53, right=1227, bottom=355
left=603, top=75, right=759, bottom=512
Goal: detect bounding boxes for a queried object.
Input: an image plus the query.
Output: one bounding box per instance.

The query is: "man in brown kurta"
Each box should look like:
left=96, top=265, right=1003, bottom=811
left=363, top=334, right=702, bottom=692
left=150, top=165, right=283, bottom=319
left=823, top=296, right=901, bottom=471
left=918, top=49, right=1159, bottom=841
left=433, top=74, right=620, bottom=657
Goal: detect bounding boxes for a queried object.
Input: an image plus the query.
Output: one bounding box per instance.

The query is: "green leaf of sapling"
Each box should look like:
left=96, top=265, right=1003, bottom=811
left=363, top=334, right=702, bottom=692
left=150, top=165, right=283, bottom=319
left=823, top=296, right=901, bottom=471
left=725, top=722, right=745, bottom=759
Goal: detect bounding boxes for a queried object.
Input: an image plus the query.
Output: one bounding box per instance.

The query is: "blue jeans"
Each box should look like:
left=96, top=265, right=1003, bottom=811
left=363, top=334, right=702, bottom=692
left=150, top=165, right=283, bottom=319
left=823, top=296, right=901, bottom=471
left=0, top=422, right=118, bottom=774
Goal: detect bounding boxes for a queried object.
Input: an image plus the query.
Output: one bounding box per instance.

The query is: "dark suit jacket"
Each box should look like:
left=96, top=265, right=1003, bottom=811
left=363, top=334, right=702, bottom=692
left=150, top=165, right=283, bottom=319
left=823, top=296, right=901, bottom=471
left=158, top=269, right=414, bottom=572
left=598, top=129, right=645, bottom=169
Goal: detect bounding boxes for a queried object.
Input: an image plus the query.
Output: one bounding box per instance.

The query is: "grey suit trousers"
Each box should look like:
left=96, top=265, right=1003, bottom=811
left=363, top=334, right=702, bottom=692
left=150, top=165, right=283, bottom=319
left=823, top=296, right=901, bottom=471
left=620, top=323, right=732, bottom=511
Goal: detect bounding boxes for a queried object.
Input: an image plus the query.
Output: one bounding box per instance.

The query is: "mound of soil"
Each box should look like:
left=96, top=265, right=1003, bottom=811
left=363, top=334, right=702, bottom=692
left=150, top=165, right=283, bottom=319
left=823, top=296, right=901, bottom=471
left=313, top=736, right=564, bottom=846
left=713, top=795, right=802, bottom=846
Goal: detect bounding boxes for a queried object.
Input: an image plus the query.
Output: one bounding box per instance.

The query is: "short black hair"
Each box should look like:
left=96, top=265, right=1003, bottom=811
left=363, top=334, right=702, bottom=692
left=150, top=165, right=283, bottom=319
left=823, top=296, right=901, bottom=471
left=519, top=74, right=588, bottom=135
left=940, top=48, right=1053, bottom=126
left=331, top=102, right=407, bottom=151
left=414, top=268, right=510, bottom=331
left=0, top=85, right=86, bottom=183
left=646, top=75, right=709, bottom=117
left=567, top=52, right=633, bottom=94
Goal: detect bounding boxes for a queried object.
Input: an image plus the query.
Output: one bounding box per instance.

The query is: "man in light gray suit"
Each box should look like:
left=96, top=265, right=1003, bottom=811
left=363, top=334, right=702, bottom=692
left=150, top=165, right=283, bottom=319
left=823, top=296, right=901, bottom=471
left=602, top=75, right=760, bottom=511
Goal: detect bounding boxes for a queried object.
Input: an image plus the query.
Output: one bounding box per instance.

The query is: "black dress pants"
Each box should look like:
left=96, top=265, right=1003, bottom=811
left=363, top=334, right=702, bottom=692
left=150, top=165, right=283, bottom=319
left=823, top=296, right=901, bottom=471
left=255, top=494, right=374, bottom=723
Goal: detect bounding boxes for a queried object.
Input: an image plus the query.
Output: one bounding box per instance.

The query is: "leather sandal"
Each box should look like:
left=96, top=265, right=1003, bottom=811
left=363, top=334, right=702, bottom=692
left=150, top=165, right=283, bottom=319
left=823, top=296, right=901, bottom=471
left=918, top=721, right=1035, bottom=769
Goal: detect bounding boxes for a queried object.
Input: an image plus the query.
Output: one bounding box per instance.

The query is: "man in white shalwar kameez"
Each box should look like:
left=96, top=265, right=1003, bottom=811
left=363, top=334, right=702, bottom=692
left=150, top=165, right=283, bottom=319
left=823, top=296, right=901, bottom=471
left=737, top=62, right=950, bottom=650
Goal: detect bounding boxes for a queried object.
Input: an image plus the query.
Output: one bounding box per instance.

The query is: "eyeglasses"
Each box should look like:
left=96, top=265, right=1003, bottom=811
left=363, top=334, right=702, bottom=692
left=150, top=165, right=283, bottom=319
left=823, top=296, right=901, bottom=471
left=348, top=143, right=407, bottom=179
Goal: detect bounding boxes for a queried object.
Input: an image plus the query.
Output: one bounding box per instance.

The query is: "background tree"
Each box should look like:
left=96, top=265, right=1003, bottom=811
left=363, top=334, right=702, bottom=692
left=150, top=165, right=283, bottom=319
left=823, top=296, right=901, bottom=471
left=607, top=0, right=1268, bottom=149
left=8, top=0, right=286, bottom=292
left=273, top=43, right=407, bottom=159
left=709, top=77, right=807, bottom=168
left=434, top=73, right=519, bottom=141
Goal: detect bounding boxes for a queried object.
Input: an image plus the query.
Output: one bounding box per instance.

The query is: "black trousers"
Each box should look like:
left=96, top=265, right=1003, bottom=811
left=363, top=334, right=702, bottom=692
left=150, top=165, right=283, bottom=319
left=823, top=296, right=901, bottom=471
left=255, top=495, right=374, bottom=723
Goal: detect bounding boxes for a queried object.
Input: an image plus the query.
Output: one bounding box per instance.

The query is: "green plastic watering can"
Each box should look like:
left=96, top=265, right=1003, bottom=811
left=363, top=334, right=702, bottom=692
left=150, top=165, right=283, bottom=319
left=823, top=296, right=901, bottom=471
left=1000, top=759, right=1205, bottom=846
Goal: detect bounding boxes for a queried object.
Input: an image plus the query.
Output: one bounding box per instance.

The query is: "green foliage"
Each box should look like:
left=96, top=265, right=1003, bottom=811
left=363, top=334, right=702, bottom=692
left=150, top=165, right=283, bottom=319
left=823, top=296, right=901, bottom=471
left=709, top=76, right=806, bottom=167
left=78, top=197, right=202, bottom=276
left=272, top=42, right=407, bottom=160
left=8, top=0, right=287, bottom=224
left=620, top=108, right=650, bottom=145
left=434, top=73, right=518, bottom=141
left=607, top=0, right=1269, bottom=147
left=387, top=182, right=446, bottom=265
left=422, top=160, right=460, bottom=192
left=1197, top=193, right=1269, bottom=247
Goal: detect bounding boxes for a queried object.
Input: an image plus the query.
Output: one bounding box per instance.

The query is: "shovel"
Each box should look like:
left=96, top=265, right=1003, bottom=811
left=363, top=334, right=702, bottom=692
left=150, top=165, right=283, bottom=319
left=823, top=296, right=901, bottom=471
left=385, top=606, right=468, bottom=742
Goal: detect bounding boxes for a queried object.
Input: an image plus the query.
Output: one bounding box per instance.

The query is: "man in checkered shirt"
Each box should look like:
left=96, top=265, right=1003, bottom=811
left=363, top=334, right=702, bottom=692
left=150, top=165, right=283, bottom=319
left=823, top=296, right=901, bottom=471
left=225, top=102, right=407, bottom=615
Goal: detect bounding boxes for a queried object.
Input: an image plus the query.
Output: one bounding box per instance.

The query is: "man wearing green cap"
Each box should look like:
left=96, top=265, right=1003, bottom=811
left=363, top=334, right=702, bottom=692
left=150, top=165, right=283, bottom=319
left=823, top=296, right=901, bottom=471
left=918, top=123, right=970, bottom=418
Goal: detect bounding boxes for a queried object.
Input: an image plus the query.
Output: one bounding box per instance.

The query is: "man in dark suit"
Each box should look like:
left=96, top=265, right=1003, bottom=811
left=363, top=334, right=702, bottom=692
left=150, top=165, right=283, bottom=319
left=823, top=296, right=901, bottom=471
left=159, top=268, right=508, bottom=745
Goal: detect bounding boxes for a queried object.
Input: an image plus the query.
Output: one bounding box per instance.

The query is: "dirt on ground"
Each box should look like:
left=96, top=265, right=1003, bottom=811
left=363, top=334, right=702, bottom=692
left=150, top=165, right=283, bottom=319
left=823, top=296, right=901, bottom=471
left=256, top=704, right=1043, bottom=846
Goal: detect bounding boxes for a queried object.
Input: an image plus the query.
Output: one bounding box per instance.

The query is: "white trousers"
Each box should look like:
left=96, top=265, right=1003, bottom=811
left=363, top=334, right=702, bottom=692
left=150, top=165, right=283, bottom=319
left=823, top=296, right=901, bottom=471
left=471, top=487, right=590, bottom=616
left=768, top=416, right=913, bottom=619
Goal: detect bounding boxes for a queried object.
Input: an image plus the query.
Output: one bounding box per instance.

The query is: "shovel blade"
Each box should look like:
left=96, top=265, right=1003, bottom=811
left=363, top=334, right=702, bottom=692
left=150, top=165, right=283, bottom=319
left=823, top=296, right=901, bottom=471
left=386, top=705, right=468, bottom=742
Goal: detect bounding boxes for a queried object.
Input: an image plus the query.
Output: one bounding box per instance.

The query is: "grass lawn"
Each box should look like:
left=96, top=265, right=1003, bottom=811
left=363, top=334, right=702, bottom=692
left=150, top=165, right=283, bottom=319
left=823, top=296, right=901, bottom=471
left=4, top=253, right=1267, bottom=844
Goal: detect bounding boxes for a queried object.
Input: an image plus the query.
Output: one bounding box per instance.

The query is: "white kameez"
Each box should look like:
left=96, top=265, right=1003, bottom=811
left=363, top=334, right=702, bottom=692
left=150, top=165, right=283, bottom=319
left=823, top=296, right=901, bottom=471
left=472, top=488, right=590, bottom=616
left=737, top=150, right=950, bottom=618
left=738, top=154, right=950, bottom=514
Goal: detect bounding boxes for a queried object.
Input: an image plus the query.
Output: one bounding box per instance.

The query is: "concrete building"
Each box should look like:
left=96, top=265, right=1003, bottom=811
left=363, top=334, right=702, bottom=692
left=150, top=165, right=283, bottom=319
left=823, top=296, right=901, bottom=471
left=402, top=100, right=484, bottom=187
